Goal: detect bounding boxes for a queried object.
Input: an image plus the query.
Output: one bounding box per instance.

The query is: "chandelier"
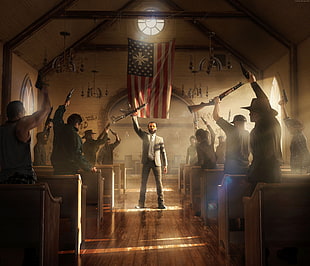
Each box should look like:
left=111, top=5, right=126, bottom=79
left=189, top=32, right=225, bottom=75
left=52, top=31, right=84, bottom=73
left=81, top=70, right=108, bottom=98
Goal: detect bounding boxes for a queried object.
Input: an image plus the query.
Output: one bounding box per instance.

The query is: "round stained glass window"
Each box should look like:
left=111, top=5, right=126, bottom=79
left=138, top=18, right=165, bottom=35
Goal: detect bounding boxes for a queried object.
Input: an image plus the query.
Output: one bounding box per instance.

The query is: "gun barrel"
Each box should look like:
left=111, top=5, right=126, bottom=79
left=65, top=88, right=75, bottom=103
left=282, top=89, right=288, bottom=103
left=187, top=101, right=214, bottom=113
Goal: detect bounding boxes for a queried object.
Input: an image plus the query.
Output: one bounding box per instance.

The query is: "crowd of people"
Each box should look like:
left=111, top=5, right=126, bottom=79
left=185, top=72, right=310, bottom=191
left=1, top=71, right=310, bottom=208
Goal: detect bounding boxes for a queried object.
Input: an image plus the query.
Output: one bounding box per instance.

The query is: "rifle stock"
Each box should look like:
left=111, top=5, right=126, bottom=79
left=188, top=82, right=244, bottom=113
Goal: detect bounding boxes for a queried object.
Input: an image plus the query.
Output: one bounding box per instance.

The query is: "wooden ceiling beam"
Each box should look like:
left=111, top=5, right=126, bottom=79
left=39, top=0, right=140, bottom=75
left=77, top=44, right=227, bottom=52
left=160, top=0, right=259, bottom=72
left=225, top=0, right=291, bottom=48
left=55, top=10, right=247, bottom=20
left=7, top=0, right=78, bottom=49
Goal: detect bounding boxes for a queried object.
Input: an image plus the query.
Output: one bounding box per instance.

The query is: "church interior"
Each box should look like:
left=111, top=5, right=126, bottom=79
left=0, top=0, right=310, bottom=265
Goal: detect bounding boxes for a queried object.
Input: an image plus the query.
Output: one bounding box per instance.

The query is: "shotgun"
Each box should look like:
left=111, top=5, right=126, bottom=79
left=111, top=103, right=147, bottom=123
left=187, top=82, right=244, bottom=113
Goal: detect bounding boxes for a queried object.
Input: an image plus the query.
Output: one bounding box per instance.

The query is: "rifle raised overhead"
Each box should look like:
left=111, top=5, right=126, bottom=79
left=111, top=103, right=148, bottom=123
left=187, top=82, right=244, bottom=113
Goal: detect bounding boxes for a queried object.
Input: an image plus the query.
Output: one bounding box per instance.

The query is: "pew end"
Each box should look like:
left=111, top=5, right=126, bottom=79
left=244, top=182, right=310, bottom=266
left=0, top=183, right=61, bottom=266
left=37, top=174, right=84, bottom=255
left=217, top=174, right=251, bottom=257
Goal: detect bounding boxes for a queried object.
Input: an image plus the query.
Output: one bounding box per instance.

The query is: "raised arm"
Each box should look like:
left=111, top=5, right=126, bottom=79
left=207, top=124, right=216, bottom=146
left=16, top=85, right=51, bottom=143
left=212, top=96, right=221, bottom=122
left=132, top=115, right=145, bottom=139
left=248, top=72, right=269, bottom=101
left=98, top=123, right=110, bottom=140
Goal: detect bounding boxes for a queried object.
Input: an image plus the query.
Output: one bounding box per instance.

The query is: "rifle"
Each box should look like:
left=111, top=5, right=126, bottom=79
left=43, top=107, right=53, bottom=134
left=187, top=82, right=244, bottom=113
left=240, top=62, right=250, bottom=79
left=111, top=103, right=147, bottom=123
left=201, top=117, right=208, bottom=125
left=65, top=88, right=75, bottom=104
left=282, top=89, right=288, bottom=103
left=35, top=71, right=48, bottom=90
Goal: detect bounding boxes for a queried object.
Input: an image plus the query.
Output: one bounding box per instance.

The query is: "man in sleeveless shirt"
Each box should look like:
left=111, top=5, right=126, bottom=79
left=0, top=83, right=51, bottom=184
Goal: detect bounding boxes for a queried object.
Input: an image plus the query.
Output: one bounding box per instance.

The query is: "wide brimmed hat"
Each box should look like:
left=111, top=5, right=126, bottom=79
left=82, top=129, right=96, bottom=138
left=241, top=98, right=278, bottom=116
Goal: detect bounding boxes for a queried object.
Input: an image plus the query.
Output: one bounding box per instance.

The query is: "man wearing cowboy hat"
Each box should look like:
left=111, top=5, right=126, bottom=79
left=213, top=98, right=250, bottom=174
left=82, top=125, right=110, bottom=165
left=97, top=129, right=121, bottom=165
left=242, top=72, right=282, bottom=190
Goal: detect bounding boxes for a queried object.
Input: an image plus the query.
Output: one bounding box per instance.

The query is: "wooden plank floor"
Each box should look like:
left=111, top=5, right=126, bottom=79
left=59, top=175, right=243, bottom=266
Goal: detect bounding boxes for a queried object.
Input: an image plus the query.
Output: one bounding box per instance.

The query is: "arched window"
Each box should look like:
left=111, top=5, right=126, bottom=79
left=20, top=74, right=34, bottom=115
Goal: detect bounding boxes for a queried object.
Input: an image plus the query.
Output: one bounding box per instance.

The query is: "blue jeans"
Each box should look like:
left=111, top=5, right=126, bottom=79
left=138, top=160, right=164, bottom=206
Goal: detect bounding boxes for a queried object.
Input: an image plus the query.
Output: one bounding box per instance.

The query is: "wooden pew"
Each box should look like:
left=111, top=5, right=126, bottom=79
left=33, top=165, right=54, bottom=176
left=113, top=163, right=122, bottom=196
left=182, top=164, right=192, bottom=195
left=217, top=173, right=310, bottom=258
left=119, top=163, right=126, bottom=193
left=81, top=171, right=104, bottom=225
left=189, top=166, right=205, bottom=216
left=96, top=165, right=115, bottom=209
left=217, top=174, right=251, bottom=257
left=178, top=163, right=185, bottom=193
left=36, top=174, right=84, bottom=254
left=0, top=183, right=61, bottom=266
left=281, top=172, right=310, bottom=183
left=243, top=183, right=310, bottom=266
left=200, top=168, right=224, bottom=225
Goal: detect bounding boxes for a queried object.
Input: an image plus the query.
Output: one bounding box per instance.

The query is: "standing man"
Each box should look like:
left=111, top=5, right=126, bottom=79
left=213, top=98, right=250, bottom=174
left=51, top=100, right=97, bottom=174
left=97, top=129, right=121, bottom=165
left=132, top=115, right=168, bottom=209
left=242, top=72, right=282, bottom=189
left=0, top=83, right=51, bottom=184
left=82, top=126, right=109, bottom=165
left=185, top=135, right=198, bottom=165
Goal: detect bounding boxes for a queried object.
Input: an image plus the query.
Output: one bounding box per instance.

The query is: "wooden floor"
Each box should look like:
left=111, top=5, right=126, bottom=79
left=59, top=175, right=243, bottom=266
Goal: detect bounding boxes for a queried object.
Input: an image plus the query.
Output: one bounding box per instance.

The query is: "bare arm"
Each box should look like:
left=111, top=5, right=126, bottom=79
left=98, top=123, right=110, bottom=140
left=212, top=96, right=221, bottom=121
left=16, top=85, right=51, bottom=143
left=248, top=72, right=269, bottom=101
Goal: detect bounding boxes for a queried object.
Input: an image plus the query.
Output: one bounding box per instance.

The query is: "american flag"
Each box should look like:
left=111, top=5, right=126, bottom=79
left=127, top=38, right=175, bottom=118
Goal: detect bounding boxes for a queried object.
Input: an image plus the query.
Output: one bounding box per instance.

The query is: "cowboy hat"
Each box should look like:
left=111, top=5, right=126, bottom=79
left=241, top=98, right=278, bottom=116
left=82, top=129, right=96, bottom=138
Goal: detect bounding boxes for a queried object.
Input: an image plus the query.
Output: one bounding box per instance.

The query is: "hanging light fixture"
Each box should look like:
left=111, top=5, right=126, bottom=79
left=52, top=31, right=84, bottom=73
left=81, top=70, right=107, bottom=98
left=189, top=32, right=224, bottom=75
